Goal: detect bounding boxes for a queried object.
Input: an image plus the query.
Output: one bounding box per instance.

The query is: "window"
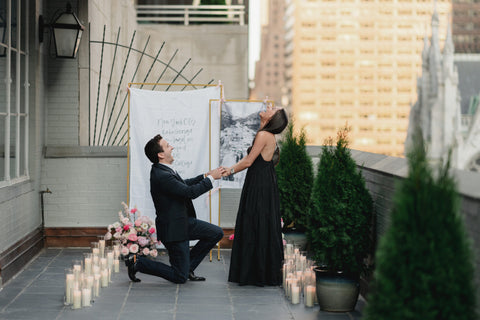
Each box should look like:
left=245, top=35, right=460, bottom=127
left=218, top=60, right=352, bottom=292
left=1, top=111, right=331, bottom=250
left=0, top=0, right=30, bottom=187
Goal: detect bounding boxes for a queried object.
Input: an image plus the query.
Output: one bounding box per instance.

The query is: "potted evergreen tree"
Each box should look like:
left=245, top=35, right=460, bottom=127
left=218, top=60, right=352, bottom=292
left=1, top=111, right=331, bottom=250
left=306, top=126, right=373, bottom=312
left=276, top=122, right=314, bottom=250
left=363, top=133, right=477, bottom=320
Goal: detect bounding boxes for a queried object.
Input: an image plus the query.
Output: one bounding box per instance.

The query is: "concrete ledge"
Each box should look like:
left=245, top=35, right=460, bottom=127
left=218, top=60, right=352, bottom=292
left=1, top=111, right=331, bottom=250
left=45, top=146, right=128, bottom=158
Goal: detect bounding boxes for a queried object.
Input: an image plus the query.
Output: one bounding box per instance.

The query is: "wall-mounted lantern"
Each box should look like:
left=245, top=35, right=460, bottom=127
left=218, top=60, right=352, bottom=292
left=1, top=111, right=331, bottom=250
left=39, top=2, right=84, bottom=59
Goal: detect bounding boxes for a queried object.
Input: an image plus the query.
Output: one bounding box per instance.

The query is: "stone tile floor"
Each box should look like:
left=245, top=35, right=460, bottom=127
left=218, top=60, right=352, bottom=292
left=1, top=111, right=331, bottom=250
left=0, top=248, right=364, bottom=319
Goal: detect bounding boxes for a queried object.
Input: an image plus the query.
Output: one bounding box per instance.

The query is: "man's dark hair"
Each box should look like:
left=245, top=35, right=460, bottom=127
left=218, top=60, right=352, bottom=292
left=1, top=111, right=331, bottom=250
left=144, top=134, right=164, bottom=164
left=261, top=109, right=289, bottom=134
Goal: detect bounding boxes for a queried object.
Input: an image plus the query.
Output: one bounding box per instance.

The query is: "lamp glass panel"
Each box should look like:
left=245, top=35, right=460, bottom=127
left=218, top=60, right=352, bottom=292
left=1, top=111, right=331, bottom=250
left=53, top=28, right=77, bottom=57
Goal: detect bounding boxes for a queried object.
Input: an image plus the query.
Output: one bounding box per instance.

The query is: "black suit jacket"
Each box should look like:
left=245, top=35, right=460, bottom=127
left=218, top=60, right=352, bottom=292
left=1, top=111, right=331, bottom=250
left=150, top=163, right=213, bottom=243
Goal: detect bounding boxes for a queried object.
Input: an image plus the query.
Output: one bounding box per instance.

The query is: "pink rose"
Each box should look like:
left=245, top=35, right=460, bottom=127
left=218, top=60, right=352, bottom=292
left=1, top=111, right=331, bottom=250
left=142, top=248, right=150, bottom=255
left=123, top=225, right=130, bottom=231
left=229, top=234, right=234, bottom=240
left=104, top=232, right=112, bottom=240
left=130, top=208, right=138, bottom=214
left=137, top=236, right=149, bottom=247
left=129, top=244, right=139, bottom=254
left=150, top=249, right=158, bottom=257
left=135, top=220, right=142, bottom=227
left=115, top=227, right=122, bottom=233
left=149, top=227, right=156, bottom=234
left=120, top=246, right=129, bottom=256
left=128, top=233, right=138, bottom=242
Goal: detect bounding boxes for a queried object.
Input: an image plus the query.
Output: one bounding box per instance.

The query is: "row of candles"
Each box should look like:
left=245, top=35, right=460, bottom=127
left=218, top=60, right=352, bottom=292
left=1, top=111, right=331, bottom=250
left=282, top=243, right=318, bottom=307
left=64, top=237, right=122, bottom=309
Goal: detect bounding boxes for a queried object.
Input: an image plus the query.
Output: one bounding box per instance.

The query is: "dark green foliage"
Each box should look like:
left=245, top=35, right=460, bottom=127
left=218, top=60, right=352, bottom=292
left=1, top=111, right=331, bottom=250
left=276, top=123, right=314, bottom=232
left=307, top=127, right=373, bottom=275
left=364, top=133, right=477, bottom=320
left=200, top=0, right=226, bottom=4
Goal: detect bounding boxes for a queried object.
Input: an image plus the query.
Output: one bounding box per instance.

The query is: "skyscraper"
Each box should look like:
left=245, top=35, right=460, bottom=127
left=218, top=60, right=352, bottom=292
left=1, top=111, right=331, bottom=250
left=452, top=0, right=480, bottom=53
left=283, top=0, right=451, bottom=156
left=251, top=0, right=286, bottom=106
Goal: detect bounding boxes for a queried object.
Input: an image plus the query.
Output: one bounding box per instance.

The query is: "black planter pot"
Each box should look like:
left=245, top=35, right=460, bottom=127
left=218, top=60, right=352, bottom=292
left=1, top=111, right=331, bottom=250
left=314, top=268, right=360, bottom=312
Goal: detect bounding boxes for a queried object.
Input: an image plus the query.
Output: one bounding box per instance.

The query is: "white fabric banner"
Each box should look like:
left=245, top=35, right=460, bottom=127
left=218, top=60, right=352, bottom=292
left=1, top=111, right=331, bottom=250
left=218, top=101, right=264, bottom=189
left=129, top=86, right=221, bottom=228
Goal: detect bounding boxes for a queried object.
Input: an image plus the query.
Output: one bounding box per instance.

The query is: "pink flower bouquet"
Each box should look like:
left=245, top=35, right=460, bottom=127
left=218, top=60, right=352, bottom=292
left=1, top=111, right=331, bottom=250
left=106, top=202, right=159, bottom=258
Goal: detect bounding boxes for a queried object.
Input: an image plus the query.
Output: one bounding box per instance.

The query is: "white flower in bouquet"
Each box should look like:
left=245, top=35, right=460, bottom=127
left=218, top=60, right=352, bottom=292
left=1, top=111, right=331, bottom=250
left=106, top=202, right=160, bottom=258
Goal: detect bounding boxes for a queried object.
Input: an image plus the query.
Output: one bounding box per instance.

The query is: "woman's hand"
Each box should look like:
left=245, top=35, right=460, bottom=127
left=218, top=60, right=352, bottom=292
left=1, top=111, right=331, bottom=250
left=222, top=166, right=232, bottom=177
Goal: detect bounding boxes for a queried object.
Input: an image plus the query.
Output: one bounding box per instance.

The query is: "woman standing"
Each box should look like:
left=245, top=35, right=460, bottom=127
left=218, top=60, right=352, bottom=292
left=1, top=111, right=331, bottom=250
left=223, top=104, right=288, bottom=286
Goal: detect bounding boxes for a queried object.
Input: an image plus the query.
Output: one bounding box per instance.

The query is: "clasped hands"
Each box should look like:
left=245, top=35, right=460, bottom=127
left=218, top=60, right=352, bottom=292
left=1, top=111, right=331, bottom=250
left=206, top=166, right=234, bottom=179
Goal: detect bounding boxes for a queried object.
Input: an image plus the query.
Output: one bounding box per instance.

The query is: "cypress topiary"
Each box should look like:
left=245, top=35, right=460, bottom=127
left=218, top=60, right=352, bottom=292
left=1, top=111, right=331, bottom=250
left=363, top=132, right=477, bottom=320
left=306, top=126, right=373, bottom=276
left=276, top=122, right=314, bottom=232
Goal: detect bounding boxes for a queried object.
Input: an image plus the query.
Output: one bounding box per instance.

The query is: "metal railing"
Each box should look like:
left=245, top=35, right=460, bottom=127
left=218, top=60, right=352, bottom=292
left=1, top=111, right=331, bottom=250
left=135, top=4, right=245, bottom=25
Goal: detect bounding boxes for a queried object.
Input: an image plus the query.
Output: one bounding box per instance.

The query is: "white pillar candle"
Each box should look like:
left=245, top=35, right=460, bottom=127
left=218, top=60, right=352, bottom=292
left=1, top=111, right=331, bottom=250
left=106, top=251, right=114, bottom=269
left=296, top=271, right=303, bottom=287
left=114, top=259, right=120, bottom=273
left=92, top=247, right=100, bottom=256
left=82, top=288, right=92, bottom=307
left=86, top=275, right=94, bottom=292
left=84, top=257, right=92, bottom=276
left=93, top=274, right=101, bottom=297
left=108, top=268, right=112, bottom=283
left=65, top=273, right=75, bottom=304
left=100, top=258, right=107, bottom=270
left=305, top=285, right=315, bottom=307
left=93, top=265, right=100, bottom=276
left=98, top=240, right=105, bottom=257
left=72, top=264, right=82, bottom=281
left=286, top=244, right=293, bottom=255
left=285, top=273, right=293, bottom=296
left=101, top=269, right=109, bottom=287
left=113, top=246, right=120, bottom=259
left=72, top=289, right=82, bottom=309
left=291, top=286, right=300, bottom=304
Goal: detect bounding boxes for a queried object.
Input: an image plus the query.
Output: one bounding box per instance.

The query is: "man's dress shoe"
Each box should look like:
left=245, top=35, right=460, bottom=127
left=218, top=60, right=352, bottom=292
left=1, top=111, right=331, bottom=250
left=188, top=271, right=206, bottom=281
left=125, top=256, right=141, bottom=282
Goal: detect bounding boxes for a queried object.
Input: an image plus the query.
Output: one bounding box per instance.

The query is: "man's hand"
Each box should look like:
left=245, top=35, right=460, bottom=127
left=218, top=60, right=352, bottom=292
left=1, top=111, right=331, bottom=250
left=222, top=167, right=232, bottom=177
left=208, top=167, right=226, bottom=180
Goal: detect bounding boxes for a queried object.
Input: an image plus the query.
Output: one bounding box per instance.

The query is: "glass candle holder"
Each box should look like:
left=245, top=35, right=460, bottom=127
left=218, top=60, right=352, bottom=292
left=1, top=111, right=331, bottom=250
left=91, top=242, right=100, bottom=257
left=113, top=257, right=120, bottom=273
left=106, top=248, right=114, bottom=270
left=71, top=281, right=82, bottom=309
left=81, top=284, right=92, bottom=307
left=93, top=274, right=101, bottom=297
left=83, top=253, right=92, bottom=276
left=72, top=260, right=83, bottom=282
left=64, top=268, right=74, bottom=305
left=97, top=235, right=106, bottom=258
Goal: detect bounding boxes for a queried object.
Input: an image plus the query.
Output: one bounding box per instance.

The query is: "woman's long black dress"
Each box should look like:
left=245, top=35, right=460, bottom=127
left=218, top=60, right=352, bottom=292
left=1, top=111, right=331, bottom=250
left=228, top=151, right=284, bottom=286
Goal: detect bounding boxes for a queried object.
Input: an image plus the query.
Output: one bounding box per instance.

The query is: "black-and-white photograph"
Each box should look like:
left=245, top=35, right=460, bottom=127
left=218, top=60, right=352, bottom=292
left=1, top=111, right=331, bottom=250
left=220, top=101, right=264, bottom=188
